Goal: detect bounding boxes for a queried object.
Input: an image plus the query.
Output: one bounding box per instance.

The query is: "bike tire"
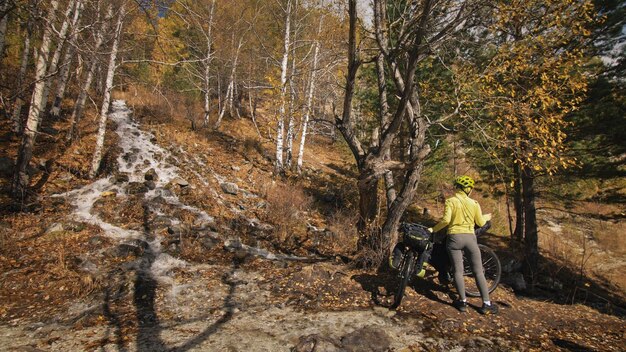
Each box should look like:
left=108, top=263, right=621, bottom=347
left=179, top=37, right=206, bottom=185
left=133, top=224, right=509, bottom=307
left=463, top=244, right=502, bottom=297
left=392, top=251, right=415, bottom=309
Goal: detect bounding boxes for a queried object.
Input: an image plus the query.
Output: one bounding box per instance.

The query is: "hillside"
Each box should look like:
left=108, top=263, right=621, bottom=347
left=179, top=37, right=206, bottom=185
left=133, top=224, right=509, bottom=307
left=1, top=95, right=624, bottom=351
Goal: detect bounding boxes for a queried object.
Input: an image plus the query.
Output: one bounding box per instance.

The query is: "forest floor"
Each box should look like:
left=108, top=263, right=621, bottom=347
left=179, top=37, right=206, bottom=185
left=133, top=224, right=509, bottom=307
left=0, top=97, right=624, bottom=351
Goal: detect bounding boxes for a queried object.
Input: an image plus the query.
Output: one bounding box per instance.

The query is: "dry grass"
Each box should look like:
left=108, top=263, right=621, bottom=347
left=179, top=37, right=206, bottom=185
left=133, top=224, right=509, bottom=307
left=263, top=181, right=313, bottom=246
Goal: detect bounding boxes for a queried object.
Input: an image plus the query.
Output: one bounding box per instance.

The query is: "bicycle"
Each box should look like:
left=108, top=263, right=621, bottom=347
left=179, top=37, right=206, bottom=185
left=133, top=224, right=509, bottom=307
left=390, top=222, right=501, bottom=309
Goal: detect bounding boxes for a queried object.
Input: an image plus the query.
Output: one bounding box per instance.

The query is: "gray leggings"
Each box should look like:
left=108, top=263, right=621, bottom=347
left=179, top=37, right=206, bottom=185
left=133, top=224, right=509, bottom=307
left=447, top=234, right=490, bottom=302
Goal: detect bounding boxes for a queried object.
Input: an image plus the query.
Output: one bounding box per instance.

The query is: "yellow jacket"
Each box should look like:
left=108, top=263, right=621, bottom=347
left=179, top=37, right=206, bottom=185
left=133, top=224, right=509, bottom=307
left=432, top=190, right=489, bottom=234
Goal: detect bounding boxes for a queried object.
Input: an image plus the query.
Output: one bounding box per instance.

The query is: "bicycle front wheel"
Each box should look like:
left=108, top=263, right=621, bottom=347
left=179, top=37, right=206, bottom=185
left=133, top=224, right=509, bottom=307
left=392, top=251, right=415, bottom=309
left=463, top=244, right=501, bottom=297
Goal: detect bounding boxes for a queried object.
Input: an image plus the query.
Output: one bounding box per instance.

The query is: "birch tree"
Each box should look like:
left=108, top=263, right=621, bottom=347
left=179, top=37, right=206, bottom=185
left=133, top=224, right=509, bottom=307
left=68, top=3, right=113, bottom=142
left=90, top=2, right=126, bottom=178
left=274, top=0, right=292, bottom=173
left=50, top=0, right=84, bottom=118
left=11, top=6, right=33, bottom=133
left=39, top=0, right=77, bottom=117
left=215, top=34, right=244, bottom=128
left=296, top=16, right=323, bottom=174
left=11, top=0, right=60, bottom=200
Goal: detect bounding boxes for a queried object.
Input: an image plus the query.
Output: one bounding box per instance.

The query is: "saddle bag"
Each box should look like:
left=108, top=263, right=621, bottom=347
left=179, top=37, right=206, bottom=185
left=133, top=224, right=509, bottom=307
left=400, top=223, right=431, bottom=251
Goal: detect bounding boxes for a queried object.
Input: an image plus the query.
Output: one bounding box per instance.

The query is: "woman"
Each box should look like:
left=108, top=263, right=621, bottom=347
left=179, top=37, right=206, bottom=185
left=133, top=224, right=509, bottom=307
left=430, top=175, right=498, bottom=315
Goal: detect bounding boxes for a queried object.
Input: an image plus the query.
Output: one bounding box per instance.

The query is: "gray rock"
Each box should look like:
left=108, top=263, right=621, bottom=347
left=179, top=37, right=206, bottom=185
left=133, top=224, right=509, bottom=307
left=145, top=180, right=156, bottom=190
left=472, top=336, right=494, bottom=347
left=88, top=236, right=107, bottom=246
left=127, top=182, right=148, bottom=195
left=106, top=243, right=144, bottom=258
left=167, top=225, right=184, bottom=236
left=46, top=223, right=64, bottom=234
left=502, top=258, right=522, bottom=273
left=293, top=334, right=341, bottom=352
left=174, top=178, right=189, bottom=187
left=151, top=215, right=173, bottom=228
left=114, top=172, right=130, bottom=184
left=193, top=218, right=215, bottom=231
left=221, top=182, right=239, bottom=195
left=340, top=326, right=391, bottom=352
left=231, top=166, right=241, bottom=171
left=122, top=153, right=137, bottom=164
left=65, top=221, right=86, bottom=232
left=199, top=236, right=219, bottom=250
left=508, top=272, right=527, bottom=291
left=144, top=168, right=158, bottom=181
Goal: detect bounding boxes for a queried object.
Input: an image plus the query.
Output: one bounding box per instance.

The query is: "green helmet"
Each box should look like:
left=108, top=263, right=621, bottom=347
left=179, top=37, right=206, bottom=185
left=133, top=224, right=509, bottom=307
left=454, top=175, right=475, bottom=189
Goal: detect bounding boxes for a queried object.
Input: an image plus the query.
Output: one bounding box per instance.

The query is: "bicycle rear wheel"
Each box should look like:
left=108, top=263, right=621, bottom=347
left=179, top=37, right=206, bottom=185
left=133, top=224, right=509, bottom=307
left=392, top=251, right=415, bottom=309
left=463, top=244, right=501, bottom=297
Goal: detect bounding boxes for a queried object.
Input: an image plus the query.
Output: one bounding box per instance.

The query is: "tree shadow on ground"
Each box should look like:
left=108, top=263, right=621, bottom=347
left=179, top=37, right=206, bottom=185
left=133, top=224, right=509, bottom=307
left=352, top=270, right=456, bottom=310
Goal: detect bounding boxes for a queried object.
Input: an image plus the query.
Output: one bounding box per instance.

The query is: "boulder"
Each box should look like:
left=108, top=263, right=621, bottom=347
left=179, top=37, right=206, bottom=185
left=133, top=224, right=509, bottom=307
left=127, top=182, right=148, bottom=195
left=45, top=223, right=64, bottom=234
left=100, top=191, right=117, bottom=198
left=122, top=153, right=137, bottom=164
left=88, top=236, right=108, bottom=246
left=220, top=182, right=239, bottom=195
left=114, top=172, right=130, bottom=184
left=199, top=235, right=219, bottom=250
left=174, top=178, right=189, bottom=187
left=144, top=168, right=158, bottom=181
left=65, top=221, right=86, bottom=232
left=105, top=243, right=144, bottom=258
left=340, top=326, right=391, bottom=352
left=293, top=334, right=341, bottom=352
left=507, top=272, right=527, bottom=291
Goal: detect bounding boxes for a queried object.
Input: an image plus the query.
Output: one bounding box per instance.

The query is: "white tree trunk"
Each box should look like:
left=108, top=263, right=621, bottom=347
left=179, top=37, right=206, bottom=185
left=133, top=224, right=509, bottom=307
left=285, top=25, right=298, bottom=169
left=39, top=0, right=77, bottom=115
left=89, top=3, right=125, bottom=178
left=275, top=0, right=292, bottom=173
left=248, top=89, right=261, bottom=137
left=12, top=20, right=33, bottom=133
left=11, top=0, right=60, bottom=198
left=297, top=23, right=322, bottom=174
left=202, top=0, right=216, bottom=127
left=51, top=0, right=84, bottom=118
left=68, top=4, right=112, bottom=141
left=216, top=36, right=243, bottom=128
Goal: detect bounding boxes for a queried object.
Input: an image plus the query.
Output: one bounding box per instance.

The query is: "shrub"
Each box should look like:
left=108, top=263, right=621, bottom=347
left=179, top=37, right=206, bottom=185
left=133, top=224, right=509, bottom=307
left=263, top=182, right=313, bottom=246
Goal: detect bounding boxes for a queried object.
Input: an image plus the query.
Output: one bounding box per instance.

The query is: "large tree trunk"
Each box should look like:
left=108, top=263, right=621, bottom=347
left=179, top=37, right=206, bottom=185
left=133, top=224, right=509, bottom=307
left=89, top=3, right=125, bottom=179
left=375, top=53, right=396, bottom=207
left=522, top=165, right=539, bottom=284
left=274, top=0, right=291, bottom=173
left=382, top=114, right=430, bottom=253
left=12, top=17, right=33, bottom=133
left=67, top=4, right=112, bottom=142
left=513, top=162, right=524, bottom=241
left=11, top=0, right=60, bottom=200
